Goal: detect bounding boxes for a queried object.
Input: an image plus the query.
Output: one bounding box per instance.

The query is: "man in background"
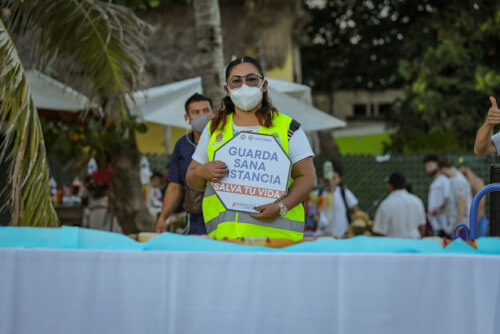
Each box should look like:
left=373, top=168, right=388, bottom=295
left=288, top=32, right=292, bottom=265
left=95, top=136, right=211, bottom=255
left=155, top=93, right=213, bottom=234
left=457, top=157, right=487, bottom=236
left=423, top=155, right=450, bottom=237
left=438, top=157, right=472, bottom=235
left=373, top=172, right=426, bottom=238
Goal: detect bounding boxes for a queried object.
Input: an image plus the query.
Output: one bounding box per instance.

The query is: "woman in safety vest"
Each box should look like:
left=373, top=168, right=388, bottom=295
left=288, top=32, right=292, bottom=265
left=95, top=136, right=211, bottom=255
left=186, top=56, right=316, bottom=241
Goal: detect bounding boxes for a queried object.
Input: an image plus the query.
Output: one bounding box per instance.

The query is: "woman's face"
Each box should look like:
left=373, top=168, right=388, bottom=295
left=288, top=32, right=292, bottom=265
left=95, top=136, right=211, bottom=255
left=224, top=62, right=267, bottom=96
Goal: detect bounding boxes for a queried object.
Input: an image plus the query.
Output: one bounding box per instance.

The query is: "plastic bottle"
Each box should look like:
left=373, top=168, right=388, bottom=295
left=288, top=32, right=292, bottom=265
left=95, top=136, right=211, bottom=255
left=323, top=161, right=334, bottom=180
left=88, top=158, right=98, bottom=175
left=140, top=156, right=151, bottom=185
left=49, top=177, right=57, bottom=202
left=140, top=156, right=151, bottom=202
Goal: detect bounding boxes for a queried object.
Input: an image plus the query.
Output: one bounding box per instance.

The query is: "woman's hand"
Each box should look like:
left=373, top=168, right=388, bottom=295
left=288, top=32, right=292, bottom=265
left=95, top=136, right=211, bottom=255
left=197, top=160, right=228, bottom=182
left=251, top=202, right=280, bottom=220
left=250, top=157, right=316, bottom=221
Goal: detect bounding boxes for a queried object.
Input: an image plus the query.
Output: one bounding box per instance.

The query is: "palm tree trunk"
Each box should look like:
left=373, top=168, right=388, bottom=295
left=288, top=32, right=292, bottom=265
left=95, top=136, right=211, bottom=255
left=108, top=131, right=154, bottom=234
left=192, top=0, right=225, bottom=106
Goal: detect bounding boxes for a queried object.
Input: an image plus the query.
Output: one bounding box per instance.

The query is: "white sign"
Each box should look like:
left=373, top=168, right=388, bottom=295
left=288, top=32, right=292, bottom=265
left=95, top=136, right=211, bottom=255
left=211, top=132, right=291, bottom=213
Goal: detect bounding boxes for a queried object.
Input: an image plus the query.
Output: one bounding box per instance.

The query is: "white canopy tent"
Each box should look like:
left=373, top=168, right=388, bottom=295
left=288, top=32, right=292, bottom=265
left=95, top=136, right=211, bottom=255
left=130, top=78, right=201, bottom=129
left=129, top=77, right=346, bottom=132
left=267, top=84, right=345, bottom=132
left=25, top=72, right=345, bottom=132
left=26, top=72, right=344, bottom=153
left=266, top=78, right=313, bottom=105
left=26, top=71, right=97, bottom=111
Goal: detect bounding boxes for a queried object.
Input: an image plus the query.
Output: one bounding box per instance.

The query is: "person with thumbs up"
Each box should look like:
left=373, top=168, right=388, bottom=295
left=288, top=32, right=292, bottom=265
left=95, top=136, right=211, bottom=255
left=474, top=96, right=500, bottom=155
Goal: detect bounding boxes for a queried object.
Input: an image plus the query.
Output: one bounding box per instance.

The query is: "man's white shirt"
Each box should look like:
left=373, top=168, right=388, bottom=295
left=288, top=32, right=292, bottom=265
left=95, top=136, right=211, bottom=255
left=428, top=174, right=451, bottom=231
left=446, top=171, right=472, bottom=232
left=373, top=189, right=426, bottom=239
left=490, top=132, right=500, bottom=154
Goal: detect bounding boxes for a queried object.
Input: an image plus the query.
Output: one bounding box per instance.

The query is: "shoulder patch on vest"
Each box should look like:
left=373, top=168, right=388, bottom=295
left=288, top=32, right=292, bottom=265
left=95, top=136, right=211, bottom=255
left=288, top=119, right=301, bottom=140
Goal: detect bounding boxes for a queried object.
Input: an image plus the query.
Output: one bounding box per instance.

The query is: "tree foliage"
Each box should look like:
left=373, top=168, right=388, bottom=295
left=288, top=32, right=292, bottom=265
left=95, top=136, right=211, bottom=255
left=41, top=115, right=147, bottom=168
left=0, top=20, right=57, bottom=226
left=109, top=0, right=187, bottom=10
left=0, top=0, right=151, bottom=226
left=302, top=0, right=435, bottom=90
left=386, top=1, right=500, bottom=153
left=302, top=0, right=499, bottom=153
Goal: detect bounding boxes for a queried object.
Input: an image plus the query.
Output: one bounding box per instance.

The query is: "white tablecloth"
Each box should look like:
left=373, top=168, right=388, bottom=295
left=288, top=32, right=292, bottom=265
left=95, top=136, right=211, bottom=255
left=1, top=248, right=499, bottom=334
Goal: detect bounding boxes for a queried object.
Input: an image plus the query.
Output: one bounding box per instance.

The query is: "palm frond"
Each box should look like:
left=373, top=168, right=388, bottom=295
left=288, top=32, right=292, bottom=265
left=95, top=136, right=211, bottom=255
left=3, top=0, right=152, bottom=122
left=0, top=0, right=152, bottom=226
left=0, top=19, right=58, bottom=227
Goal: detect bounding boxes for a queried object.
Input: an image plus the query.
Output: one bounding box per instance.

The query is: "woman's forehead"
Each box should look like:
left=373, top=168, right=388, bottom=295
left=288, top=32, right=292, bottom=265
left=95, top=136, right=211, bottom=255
left=228, top=62, right=260, bottom=78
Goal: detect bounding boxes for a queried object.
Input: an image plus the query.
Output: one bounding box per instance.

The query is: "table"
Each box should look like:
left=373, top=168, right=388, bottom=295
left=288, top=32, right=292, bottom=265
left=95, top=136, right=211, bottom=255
left=54, top=205, right=83, bottom=226
left=1, top=247, right=500, bottom=334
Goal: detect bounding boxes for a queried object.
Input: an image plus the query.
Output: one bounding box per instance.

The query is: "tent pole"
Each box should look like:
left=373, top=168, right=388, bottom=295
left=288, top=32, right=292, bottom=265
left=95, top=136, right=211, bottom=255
left=165, top=126, right=172, bottom=155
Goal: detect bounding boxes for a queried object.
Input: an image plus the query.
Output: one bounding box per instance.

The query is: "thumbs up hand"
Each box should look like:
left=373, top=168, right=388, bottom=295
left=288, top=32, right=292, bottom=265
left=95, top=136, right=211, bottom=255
left=487, top=96, right=500, bottom=126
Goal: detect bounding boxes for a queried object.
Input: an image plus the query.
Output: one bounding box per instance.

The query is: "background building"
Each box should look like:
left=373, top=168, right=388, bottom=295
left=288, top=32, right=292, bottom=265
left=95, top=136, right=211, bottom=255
left=313, top=89, right=404, bottom=154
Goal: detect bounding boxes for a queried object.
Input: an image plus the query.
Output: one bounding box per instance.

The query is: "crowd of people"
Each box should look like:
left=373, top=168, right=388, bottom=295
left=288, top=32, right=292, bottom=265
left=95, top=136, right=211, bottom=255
left=304, top=154, right=487, bottom=240
left=65, top=56, right=497, bottom=241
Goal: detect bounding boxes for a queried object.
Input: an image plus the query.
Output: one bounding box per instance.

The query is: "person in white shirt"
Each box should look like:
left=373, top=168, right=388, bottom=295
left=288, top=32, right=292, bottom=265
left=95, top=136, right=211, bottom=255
left=316, top=168, right=358, bottom=237
left=373, top=172, right=426, bottom=239
left=457, top=158, right=488, bottom=236
left=186, top=56, right=316, bottom=241
left=474, top=96, right=500, bottom=155
left=438, top=157, right=472, bottom=234
left=148, top=172, right=164, bottom=208
left=423, top=155, right=451, bottom=236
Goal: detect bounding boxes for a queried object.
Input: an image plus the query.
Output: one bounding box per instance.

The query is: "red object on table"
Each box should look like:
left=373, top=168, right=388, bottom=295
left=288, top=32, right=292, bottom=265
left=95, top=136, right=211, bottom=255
left=92, top=168, right=113, bottom=185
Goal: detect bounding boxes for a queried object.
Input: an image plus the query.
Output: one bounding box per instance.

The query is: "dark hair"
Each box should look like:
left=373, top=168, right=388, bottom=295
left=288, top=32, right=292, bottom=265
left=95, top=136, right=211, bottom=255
left=423, top=154, right=438, bottom=164
left=332, top=163, right=343, bottom=178
left=437, top=156, right=453, bottom=169
left=84, top=175, right=93, bottom=185
left=184, top=93, right=213, bottom=115
left=210, top=56, right=277, bottom=133
left=150, top=171, right=163, bottom=179
left=388, top=171, right=406, bottom=190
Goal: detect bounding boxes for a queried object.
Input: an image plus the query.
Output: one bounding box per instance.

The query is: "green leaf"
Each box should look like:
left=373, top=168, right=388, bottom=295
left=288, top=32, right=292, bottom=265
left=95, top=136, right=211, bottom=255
left=0, top=18, right=58, bottom=226
left=0, top=0, right=151, bottom=226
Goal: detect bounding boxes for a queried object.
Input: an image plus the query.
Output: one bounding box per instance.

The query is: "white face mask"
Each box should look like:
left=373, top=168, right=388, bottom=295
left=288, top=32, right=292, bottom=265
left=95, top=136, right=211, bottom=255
left=228, top=83, right=264, bottom=111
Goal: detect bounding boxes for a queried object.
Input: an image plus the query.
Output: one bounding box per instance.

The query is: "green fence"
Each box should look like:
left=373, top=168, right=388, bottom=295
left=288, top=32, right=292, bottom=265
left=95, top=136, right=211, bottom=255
left=43, top=152, right=500, bottom=222
left=340, top=154, right=500, bottom=219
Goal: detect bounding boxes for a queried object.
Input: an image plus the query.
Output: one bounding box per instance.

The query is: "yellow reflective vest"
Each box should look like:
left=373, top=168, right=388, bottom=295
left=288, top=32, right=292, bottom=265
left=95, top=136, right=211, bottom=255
left=203, top=112, right=305, bottom=241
